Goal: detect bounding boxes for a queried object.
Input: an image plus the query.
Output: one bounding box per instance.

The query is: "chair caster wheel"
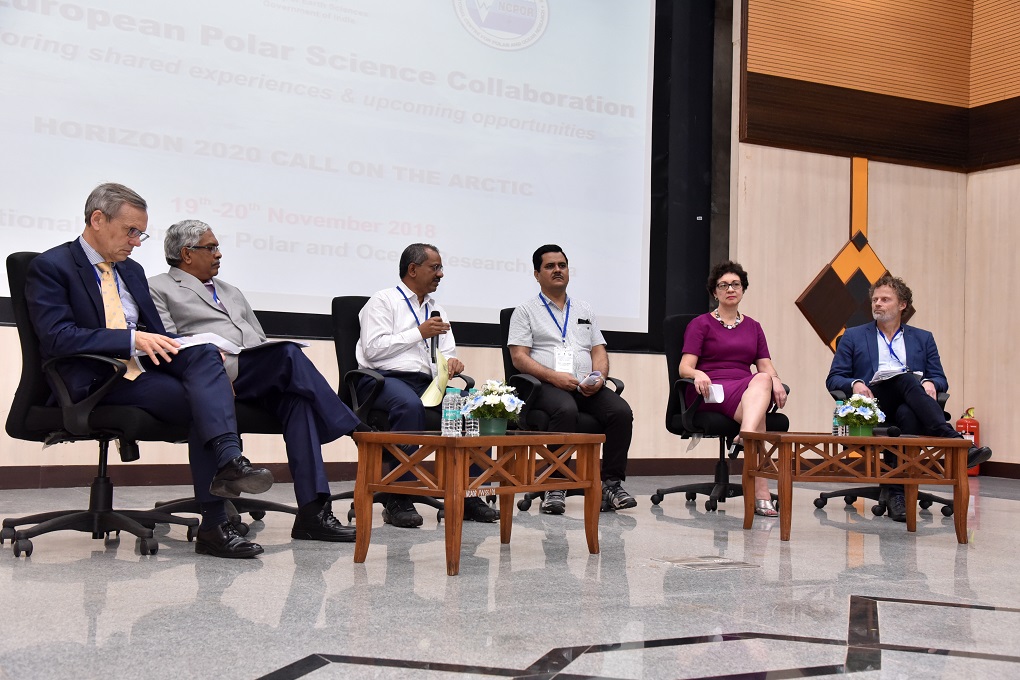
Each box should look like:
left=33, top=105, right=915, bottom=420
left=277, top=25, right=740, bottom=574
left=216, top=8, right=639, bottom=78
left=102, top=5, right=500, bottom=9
left=650, top=494, right=663, bottom=505
left=685, top=492, right=697, bottom=502
left=138, top=537, right=158, bottom=555
left=249, top=511, right=266, bottom=521
left=871, top=504, right=885, bottom=516
left=814, top=497, right=827, bottom=508
left=104, top=531, right=121, bottom=545
left=437, top=510, right=444, bottom=523
left=0, top=526, right=15, bottom=544
left=705, top=499, right=717, bottom=512
left=232, top=521, right=250, bottom=537
left=919, top=499, right=933, bottom=510
left=941, top=506, right=954, bottom=517
left=186, top=525, right=198, bottom=542
left=843, top=496, right=857, bottom=505
left=347, top=509, right=355, bottom=522
left=517, top=499, right=532, bottom=511
left=13, top=538, right=33, bottom=557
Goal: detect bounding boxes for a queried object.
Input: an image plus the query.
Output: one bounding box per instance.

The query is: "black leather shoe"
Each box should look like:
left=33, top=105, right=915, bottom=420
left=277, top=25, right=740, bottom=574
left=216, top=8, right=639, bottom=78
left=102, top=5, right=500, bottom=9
left=196, top=521, right=264, bottom=558
left=210, top=455, right=274, bottom=498
left=382, top=495, right=423, bottom=528
left=886, top=492, right=907, bottom=523
left=292, top=501, right=356, bottom=542
left=967, top=446, right=992, bottom=469
left=464, top=497, right=499, bottom=523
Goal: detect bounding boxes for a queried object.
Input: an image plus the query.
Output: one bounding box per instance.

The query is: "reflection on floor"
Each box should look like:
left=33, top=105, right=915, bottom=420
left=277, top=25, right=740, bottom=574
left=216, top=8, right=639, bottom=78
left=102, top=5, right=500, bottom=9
left=1, top=475, right=1018, bottom=680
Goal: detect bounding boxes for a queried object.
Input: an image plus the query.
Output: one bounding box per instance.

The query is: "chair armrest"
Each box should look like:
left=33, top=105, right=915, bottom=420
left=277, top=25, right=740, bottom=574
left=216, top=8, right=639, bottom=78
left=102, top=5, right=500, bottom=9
left=42, top=354, right=127, bottom=437
left=672, top=377, right=703, bottom=434
left=506, top=373, right=541, bottom=427
left=768, top=383, right=791, bottom=413
left=342, top=368, right=386, bottom=422
left=605, top=376, right=624, bottom=395
left=451, top=373, right=475, bottom=391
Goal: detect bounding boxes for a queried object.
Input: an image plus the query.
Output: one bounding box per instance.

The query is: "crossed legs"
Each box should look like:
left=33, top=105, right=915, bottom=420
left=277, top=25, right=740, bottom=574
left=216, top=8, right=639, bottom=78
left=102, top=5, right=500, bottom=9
left=732, top=372, right=774, bottom=500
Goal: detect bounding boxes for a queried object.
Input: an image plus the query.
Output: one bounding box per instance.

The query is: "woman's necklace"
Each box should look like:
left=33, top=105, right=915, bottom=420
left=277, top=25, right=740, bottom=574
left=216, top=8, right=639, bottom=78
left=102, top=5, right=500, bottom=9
left=712, top=309, right=742, bottom=329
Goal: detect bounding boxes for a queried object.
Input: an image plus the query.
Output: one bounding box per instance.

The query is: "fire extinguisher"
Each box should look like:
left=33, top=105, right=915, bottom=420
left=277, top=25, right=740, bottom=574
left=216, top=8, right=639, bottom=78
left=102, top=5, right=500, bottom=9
left=956, top=407, right=980, bottom=476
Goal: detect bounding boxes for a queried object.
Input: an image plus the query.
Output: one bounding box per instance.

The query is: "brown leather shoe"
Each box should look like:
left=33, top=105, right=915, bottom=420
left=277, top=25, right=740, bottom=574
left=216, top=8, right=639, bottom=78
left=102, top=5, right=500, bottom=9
left=195, top=521, right=264, bottom=558
left=291, top=501, right=356, bottom=542
left=210, top=455, right=274, bottom=498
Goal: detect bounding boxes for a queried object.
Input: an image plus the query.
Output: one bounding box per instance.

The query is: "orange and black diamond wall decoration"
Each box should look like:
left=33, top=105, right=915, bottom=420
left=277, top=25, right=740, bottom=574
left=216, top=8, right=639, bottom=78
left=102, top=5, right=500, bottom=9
left=796, top=157, right=914, bottom=353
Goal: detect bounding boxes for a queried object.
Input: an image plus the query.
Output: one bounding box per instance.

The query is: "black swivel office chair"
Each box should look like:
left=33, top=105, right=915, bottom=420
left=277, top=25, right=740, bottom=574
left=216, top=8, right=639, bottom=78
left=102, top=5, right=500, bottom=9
left=327, top=295, right=475, bottom=521
left=2, top=252, right=200, bottom=557
left=814, top=343, right=954, bottom=516
left=650, top=313, right=790, bottom=512
left=497, top=307, right=625, bottom=511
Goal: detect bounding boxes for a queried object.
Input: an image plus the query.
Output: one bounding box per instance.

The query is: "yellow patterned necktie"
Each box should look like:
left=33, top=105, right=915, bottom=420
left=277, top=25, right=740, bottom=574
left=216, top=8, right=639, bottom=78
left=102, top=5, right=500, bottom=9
left=95, top=262, right=141, bottom=380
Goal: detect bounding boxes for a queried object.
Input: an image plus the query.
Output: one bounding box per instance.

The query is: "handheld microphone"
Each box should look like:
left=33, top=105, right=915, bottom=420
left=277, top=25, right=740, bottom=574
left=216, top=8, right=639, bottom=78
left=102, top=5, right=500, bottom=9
left=872, top=426, right=901, bottom=437
left=430, top=310, right=441, bottom=363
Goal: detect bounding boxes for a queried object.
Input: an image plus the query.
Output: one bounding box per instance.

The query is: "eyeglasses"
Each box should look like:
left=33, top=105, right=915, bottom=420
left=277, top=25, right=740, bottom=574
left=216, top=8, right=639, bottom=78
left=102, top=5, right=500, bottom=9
left=187, top=245, right=221, bottom=253
left=126, top=227, right=150, bottom=242
left=716, top=281, right=743, bottom=291
left=418, top=263, right=443, bottom=273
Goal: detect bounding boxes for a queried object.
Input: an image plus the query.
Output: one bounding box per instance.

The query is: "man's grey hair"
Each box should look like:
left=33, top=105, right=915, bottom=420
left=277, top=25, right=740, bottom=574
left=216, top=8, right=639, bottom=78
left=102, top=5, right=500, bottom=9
left=164, top=220, right=211, bottom=266
left=83, top=183, right=147, bottom=226
left=398, top=243, right=439, bottom=278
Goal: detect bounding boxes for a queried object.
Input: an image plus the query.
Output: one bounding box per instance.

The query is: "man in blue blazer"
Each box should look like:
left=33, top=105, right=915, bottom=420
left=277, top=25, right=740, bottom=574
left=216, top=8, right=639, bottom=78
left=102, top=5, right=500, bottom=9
left=826, top=274, right=992, bottom=521
left=25, top=183, right=275, bottom=558
left=149, top=220, right=364, bottom=543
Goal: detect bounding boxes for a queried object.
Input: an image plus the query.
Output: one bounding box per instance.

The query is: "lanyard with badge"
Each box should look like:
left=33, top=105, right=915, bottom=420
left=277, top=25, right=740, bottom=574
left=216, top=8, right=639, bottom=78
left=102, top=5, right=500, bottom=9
left=396, top=286, right=431, bottom=353
left=540, top=293, right=573, bottom=373
left=879, top=327, right=907, bottom=370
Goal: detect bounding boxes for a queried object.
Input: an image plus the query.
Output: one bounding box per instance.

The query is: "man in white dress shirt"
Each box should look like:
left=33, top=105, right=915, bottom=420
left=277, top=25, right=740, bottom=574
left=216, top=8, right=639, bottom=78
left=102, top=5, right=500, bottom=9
left=357, top=243, right=496, bottom=527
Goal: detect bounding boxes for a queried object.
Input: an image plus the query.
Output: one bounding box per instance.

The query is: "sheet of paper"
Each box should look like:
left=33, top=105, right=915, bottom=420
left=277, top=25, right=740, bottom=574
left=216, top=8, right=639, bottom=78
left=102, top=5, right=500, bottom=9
left=134, top=332, right=243, bottom=356
left=870, top=369, right=920, bottom=384
left=420, top=352, right=450, bottom=407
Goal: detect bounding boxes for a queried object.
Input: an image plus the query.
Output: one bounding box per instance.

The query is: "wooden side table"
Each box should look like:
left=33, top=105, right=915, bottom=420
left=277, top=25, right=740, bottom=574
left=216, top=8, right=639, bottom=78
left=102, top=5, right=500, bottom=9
left=351, top=431, right=604, bottom=575
left=740, top=431, right=971, bottom=543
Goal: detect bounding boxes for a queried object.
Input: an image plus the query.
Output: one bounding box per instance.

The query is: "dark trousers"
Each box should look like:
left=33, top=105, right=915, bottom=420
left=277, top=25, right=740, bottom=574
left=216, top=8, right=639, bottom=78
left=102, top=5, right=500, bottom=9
left=356, top=370, right=489, bottom=482
left=233, top=342, right=361, bottom=507
left=871, top=372, right=960, bottom=495
left=357, top=371, right=436, bottom=476
left=101, top=344, right=236, bottom=503
left=530, top=385, right=632, bottom=481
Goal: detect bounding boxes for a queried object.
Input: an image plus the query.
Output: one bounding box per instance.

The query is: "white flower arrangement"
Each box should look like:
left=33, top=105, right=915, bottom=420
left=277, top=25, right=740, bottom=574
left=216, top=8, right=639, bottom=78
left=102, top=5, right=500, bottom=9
left=835, top=394, right=886, bottom=427
left=461, top=379, right=524, bottom=422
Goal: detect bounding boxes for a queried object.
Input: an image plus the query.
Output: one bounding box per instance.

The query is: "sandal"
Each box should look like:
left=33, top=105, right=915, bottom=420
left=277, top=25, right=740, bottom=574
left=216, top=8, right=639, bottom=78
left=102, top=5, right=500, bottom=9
left=754, top=498, right=779, bottom=517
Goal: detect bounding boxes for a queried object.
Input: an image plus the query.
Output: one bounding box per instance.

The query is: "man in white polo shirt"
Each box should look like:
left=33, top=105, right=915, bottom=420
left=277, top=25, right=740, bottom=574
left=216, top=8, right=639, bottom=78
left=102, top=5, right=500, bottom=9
left=507, top=244, right=636, bottom=514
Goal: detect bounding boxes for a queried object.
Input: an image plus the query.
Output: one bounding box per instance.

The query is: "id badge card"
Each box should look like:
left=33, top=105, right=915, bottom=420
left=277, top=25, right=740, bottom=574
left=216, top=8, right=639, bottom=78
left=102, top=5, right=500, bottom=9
left=554, top=347, right=574, bottom=373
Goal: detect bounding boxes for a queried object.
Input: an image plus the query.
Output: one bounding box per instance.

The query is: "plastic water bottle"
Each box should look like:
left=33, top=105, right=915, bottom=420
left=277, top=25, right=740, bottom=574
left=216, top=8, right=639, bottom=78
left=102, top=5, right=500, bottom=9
left=832, top=400, right=843, bottom=436
left=463, top=388, right=480, bottom=437
left=441, top=387, right=461, bottom=437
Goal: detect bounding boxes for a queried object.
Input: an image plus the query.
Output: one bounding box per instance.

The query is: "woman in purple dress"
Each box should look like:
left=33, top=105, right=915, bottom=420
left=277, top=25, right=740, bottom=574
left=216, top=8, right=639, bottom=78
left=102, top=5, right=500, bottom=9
left=679, top=261, right=788, bottom=517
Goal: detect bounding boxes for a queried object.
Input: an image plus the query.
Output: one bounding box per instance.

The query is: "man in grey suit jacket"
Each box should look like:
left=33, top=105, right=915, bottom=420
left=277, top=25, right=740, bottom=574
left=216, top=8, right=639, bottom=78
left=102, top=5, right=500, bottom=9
left=826, top=274, right=991, bottom=521
left=149, top=220, right=363, bottom=543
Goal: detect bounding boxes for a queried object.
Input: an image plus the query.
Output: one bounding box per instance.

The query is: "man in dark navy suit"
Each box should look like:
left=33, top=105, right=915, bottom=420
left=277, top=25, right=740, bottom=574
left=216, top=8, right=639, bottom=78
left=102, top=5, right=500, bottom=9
left=826, top=274, right=992, bottom=521
left=25, top=183, right=275, bottom=558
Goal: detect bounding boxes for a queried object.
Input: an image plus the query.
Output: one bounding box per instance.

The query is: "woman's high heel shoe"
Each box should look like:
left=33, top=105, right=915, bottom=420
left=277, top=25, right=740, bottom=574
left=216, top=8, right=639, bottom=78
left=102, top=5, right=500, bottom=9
left=754, top=498, right=779, bottom=517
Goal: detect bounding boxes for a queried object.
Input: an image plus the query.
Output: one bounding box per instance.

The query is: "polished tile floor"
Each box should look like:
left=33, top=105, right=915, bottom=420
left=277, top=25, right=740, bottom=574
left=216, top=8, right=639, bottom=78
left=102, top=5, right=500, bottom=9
left=0, top=475, right=1018, bottom=680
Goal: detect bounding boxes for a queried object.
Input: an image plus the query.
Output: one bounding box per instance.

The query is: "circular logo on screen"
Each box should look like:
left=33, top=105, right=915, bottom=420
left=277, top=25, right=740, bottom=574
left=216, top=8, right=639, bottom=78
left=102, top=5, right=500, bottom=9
left=452, top=0, right=549, bottom=51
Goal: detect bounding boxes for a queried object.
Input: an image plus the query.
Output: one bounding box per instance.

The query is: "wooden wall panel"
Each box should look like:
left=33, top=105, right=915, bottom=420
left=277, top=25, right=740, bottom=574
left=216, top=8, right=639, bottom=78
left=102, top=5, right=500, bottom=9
left=964, top=165, right=1020, bottom=464
left=971, top=0, right=1020, bottom=106
left=733, top=145, right=852, bottom=436
left=743, top=72, right=969, bottom=169
left=747, top=0, right=972, bottom=107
